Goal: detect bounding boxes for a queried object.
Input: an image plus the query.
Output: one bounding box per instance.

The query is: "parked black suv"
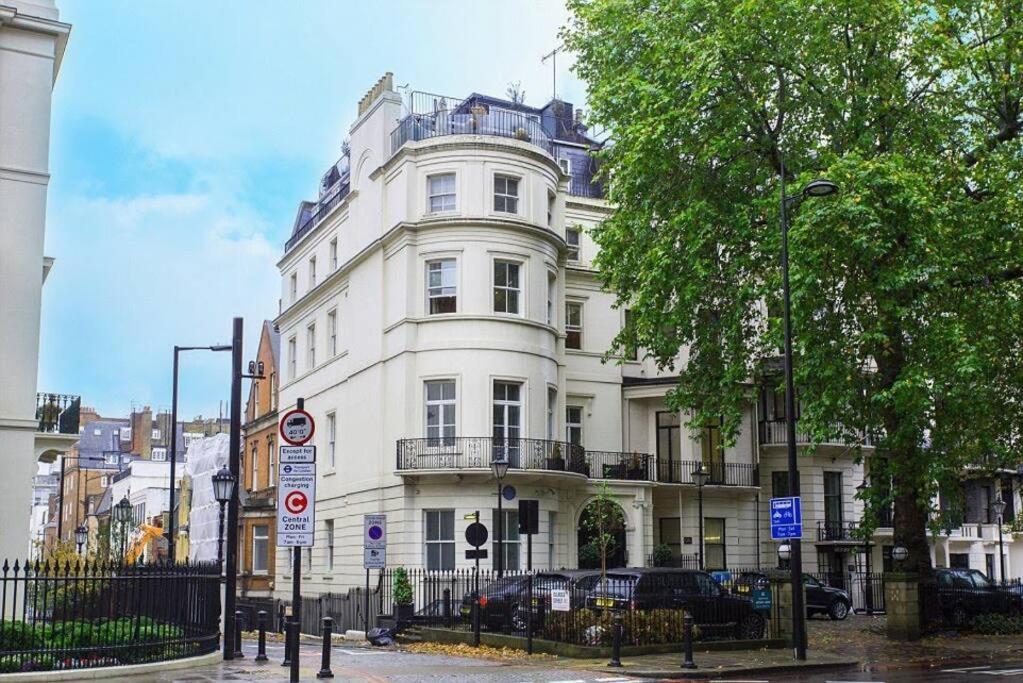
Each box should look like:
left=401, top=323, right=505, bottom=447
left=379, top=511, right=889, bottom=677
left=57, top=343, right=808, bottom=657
left=932, top=568, right=1023, bottom=626
left=584, top=568, right=765, bottom=639
left=731, top=571, right=851, bottom=620
left=459, top=574, right=532, bottom=631
left=513, top=570, right=602, bottom=632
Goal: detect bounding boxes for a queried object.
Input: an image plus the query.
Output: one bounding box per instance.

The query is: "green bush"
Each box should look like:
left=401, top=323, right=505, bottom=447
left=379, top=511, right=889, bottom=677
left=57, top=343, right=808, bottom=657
left=970, top=613, right=1023, bottom=634
left=652, top=543, right=674, bottom=567
left=542, top=608, right=705, bottom=645
left=578, top=542, right=601, bottom=569
left=393, top=567, right=413, bottom=606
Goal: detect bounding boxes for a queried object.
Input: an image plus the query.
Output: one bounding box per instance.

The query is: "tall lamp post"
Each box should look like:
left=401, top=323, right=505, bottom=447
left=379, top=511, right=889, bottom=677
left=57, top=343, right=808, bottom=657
left=74, top=525, right=88, bottom=555
left=779, top=166, right=839, bottom=661
left=856, top=479, right=875, bottom=615
left=168, top=343, right=232, bottom=564
left=491, top=457, right=510, bottom=577
left=692, top=465, right=709, bottom=570
left=993, top=495, right=1006, bottom=583
left=212, top=467, right=236, bottom=570
left=114, top=495, right=133, bottom=562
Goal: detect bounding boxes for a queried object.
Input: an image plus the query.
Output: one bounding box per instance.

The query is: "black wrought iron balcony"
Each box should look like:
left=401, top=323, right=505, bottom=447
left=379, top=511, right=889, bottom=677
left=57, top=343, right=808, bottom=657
left=587, top=451, right=653, bottom=481
left=817, top=521, right=860, bottom=542
left=568, top=176, right=605, bottom=199
left=656, top=459, right=759, bottom=487
left=758, top=419, right=876, bottom=448
left=285, top=179, right=351, bottom=253
left=396, top=437, right=587, bottom=476
left=36, top=393, right=80, bottom=435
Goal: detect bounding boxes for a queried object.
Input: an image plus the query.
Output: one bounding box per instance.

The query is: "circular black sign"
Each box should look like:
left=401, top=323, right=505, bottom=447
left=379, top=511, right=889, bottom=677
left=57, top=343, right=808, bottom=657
left=465, top=522, right=489, bottom=548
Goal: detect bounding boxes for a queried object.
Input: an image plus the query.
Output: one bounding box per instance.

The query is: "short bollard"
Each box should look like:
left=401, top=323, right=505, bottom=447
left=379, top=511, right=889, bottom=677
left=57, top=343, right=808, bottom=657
left=281, top=617, right=292, bottom=667
left=234, top=610, right=245, bottom=658
left=681, top=613, right=696, bottom=669
left=288, top=619, right=300, bottom=683
left=255, top=610, right=269, bottom=662
left=317, top=617, right=334, bottom=679
left=607, top=612, right=623, bottom=667
left=443, top=588, right=452, bottom=627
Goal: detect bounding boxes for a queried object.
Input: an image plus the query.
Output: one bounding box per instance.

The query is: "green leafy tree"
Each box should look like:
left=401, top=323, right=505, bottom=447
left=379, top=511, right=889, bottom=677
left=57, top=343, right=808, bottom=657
left=564, top=0, right=1023, bottom=575
left=581, top=481, right=625, bottom=580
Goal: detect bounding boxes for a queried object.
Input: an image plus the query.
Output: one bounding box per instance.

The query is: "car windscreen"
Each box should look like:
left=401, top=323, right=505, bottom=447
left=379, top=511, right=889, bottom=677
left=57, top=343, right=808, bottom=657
left=592, top=575, right=638, bottom=598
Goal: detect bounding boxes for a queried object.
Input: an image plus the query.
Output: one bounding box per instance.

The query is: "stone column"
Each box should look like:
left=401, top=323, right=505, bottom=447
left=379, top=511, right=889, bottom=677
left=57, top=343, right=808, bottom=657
left=884, top=572, right=921, bottom=641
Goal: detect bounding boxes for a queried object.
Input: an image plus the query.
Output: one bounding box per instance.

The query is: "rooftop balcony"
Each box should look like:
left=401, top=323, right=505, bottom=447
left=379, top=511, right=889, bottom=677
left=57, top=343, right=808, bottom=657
left=285, top=178, right=351, bottom=253
left=35, top=393, right=80, bottom=435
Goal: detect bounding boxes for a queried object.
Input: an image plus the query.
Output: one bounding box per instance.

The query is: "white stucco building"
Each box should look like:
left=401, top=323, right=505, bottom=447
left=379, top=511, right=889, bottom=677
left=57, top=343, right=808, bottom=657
left=272, top=75, right=1021, bottom=598
left=0, top=0, right=73, bottom=562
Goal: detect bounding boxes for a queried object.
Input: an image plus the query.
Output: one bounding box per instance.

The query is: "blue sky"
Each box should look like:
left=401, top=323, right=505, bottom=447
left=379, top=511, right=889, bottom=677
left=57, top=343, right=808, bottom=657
left=39, top=0, right=586, bottom=420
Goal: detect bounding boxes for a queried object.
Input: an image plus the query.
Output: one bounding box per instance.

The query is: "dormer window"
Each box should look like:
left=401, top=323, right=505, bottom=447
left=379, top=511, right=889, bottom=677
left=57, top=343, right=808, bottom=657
left=558, top=158, right=571, bottom=175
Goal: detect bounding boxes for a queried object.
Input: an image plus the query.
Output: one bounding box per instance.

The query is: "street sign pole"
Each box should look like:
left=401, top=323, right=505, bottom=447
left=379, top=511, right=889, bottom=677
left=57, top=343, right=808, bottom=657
left=473, top=511, right=480, bottom=646
left=290, top=397, right=306, bottom=683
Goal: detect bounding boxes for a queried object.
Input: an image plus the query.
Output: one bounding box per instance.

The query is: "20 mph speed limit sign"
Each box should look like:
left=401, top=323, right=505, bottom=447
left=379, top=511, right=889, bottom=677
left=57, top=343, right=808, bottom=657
left=277, top=470, right=316, bottom=547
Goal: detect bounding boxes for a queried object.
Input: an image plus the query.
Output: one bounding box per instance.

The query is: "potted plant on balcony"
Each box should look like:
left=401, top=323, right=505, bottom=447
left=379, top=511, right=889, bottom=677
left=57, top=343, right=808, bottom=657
left=513, top=127, right=532, bottom=141
left=392, top=567, right=414, bottom=626
left=547, top=442, right=565, bottom=471
left=627, top=452, right=646, bottom=480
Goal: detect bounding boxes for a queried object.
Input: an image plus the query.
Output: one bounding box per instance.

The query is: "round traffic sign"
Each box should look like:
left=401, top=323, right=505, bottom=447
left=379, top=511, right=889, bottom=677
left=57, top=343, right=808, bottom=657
left=368, top=525, right=384, bottom=541
left=465, top=522, right=488, bottom=548
left=284, top=490, right=308, bottom=514
left=280, top=408, right=315, bottom=445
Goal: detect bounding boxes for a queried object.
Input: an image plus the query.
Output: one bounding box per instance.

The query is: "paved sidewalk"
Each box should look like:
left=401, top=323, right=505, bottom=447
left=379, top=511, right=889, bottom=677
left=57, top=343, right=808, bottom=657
left=554, top=648, right=857, bottom=679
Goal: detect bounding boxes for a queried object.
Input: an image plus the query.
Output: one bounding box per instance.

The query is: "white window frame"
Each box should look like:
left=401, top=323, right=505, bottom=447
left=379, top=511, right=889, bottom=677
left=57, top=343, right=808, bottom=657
left=327, top=309, right=338, bottom=356
left=427, top=173, right=457, bottom=213
left=267, top=436, right=275, bottom=486
left=151, top=448, right=167, bottom=462
left=424, top=509, right=455, bottom=571
left=558, top=157, right=571, bottom=175
left=100, top=475, right=108, bottom=487
left=309, top=256, right=317, bottom=290
left=493, top=259, right=522, bottom=316
left=493, top=508, right=520, bottom=571
left=325, top=519, right=335, bottom=571
left=307, top=323, right=316, bottom=369
left=566, top=405, right=583, bottom=446
left=546, top=271, right=556, bottom=326
left=326, top=411, right=336, bottom=470
left=290, top=273, right=298, bottom=302
left=329, top=237, right=338, bottom=271
left=424, top=380, right=457, bottom=445
left=426, top=259, right=457, bottom=315
left=546, top=387, right=557, bottom=440
left=288, top=336, right=297, bottom=379
left=492, top=380, right=523, bottom=449
left=565, top=301, right=583, bottom=350
left=250, top=443, right=259, bottom=490
left=566, top=227, right=581, bottom=262
left=493, top=174, right=520, bottom=214
left=252, top=524, right=269, bottom=574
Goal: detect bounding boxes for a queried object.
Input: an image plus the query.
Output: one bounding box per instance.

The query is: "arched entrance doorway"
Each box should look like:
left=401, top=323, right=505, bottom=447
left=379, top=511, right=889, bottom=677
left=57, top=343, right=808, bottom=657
left=577, top=498, right=627, bottom=569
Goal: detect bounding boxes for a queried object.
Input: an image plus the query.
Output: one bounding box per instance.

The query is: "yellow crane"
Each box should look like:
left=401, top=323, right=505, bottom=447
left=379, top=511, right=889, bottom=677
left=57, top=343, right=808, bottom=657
left=124, top=523, right=165, bottom=564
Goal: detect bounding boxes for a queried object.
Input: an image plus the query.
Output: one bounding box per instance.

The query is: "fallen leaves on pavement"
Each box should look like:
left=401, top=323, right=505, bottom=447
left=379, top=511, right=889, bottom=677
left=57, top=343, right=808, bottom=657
left=402, top=641, right=558, bottom=661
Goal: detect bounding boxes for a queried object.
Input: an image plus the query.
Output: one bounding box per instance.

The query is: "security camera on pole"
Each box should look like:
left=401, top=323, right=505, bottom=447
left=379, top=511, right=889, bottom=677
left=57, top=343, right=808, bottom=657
left=277, top=400, right=316, bottom=683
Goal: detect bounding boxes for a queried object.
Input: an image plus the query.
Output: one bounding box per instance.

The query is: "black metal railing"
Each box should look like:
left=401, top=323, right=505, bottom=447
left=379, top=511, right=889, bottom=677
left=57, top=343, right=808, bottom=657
left=656, top=460, right=759, bottom=487
left=587, top=451, right=652, bottom=481
left=817, top=521, right=860, bottom=542
left=921, top=576, right=1023, bottom=631
left=35, top=393, right=80, bottom=435
left=396, top=437, right=588, bottom=476
left=758, top=419, right=876, bottom=447
left=568, top=175, right=604, bottom=198
left=645, top=553, right=700, bottom=569
left=0, top=559, right=220, bottom=674
left=284, top=179, right=351, bottom=253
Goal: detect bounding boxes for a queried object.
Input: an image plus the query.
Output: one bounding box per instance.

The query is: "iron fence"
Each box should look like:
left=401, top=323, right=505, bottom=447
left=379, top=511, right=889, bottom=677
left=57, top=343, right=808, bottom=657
left=35, top=393, right=80, bottom=435
left=0, top=559, right=220, bottom=673
left=586, top=451, right=652, bottom=481
left=396, top=437, right=587, bottom=476
left=656, top=459, right=759, bottom=487
left=921, top=575, right=1023, bottom=631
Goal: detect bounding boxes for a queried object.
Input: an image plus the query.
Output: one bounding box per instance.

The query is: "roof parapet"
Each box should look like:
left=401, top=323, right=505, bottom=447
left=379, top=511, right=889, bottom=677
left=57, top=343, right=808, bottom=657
left=358, top=72, right=394, bottom=116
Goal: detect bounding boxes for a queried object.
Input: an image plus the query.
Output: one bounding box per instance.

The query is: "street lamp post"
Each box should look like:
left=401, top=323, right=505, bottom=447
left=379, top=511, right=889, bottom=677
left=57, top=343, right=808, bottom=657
left=212, top=467, right=236, bottom=570
left=114, top=495, right=133, bottom=562
left=993, top=495, right=1007, bottom=583
left=491, top=457, right=510, bottom=577
left=692, top=465, right=710, bottom=570
left=167, top=343, right=231, bottom=564
left=74, top=525, right=88, bottom=555
left=778, top=159, right=839, bottom=660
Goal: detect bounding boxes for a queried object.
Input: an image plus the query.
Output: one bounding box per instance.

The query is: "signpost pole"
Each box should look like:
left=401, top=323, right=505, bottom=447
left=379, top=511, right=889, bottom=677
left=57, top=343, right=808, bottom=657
left=473, top=511, right=481, bottom=647
left=364, top=569, right=370, bottom=634
left=291, top=545, right=300, bottom=683
left=526, top=532, right=533, bottom=654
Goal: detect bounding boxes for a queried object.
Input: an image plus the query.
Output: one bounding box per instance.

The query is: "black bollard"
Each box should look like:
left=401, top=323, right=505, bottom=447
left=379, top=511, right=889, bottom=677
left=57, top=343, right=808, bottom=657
left=234, top=610, right=245, bottom=658
left=281, top=615, right=292, bottom=667
left=608, top=611, right=623, bottom=667
left=681, top=613, right=696, bottom=669
left=443, top=588, right=452, bottom=627
left=288, top=618, right=300, bottom=683
left=255, top=610, right=268, bottom=662
left=317, top=617, right=334, bottom=679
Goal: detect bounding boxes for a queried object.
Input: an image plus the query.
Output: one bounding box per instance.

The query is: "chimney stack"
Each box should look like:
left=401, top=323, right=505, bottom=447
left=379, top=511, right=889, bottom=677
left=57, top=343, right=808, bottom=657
left=131, top=405, right=153, bottom=458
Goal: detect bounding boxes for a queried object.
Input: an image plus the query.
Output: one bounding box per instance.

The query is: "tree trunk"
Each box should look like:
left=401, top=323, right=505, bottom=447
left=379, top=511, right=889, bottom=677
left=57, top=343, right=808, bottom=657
left=892, top=459, right=933, bottom=576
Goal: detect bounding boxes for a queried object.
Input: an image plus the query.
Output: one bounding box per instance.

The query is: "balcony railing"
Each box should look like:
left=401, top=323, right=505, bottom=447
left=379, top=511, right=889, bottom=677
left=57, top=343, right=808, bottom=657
left=587, top=451, right=652, bottom=481
left=284, top=179, right=351, bottom=253
left=396, top=437, right=587, bottom=475
left=568, top=176, right=604, bottom=198
left=656, top=459, right=759, bottom=487
left=758, top=419, right=876, bottom=448
left=35, top=393, right=80, bottom=435
left=817, top=521, right=860, bottom=542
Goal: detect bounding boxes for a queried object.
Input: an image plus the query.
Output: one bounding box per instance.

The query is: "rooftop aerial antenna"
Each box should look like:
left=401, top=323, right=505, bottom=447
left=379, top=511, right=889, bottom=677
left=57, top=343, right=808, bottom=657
left=541, top=44, right=565, bottom=104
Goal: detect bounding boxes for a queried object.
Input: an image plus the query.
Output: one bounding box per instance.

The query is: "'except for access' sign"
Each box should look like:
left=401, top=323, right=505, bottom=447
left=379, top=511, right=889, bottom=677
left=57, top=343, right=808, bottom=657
left=277, top=470, right=316, bottom=547
left=280, top=445, right=316, bottom=464
left=769, top=496, right=803, bottom=540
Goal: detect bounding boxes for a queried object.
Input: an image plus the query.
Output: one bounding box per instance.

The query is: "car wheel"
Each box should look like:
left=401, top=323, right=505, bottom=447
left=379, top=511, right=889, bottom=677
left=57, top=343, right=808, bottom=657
left=736, top=612, right=765, bottom=640
left=828, top=600, right=849, bottom=621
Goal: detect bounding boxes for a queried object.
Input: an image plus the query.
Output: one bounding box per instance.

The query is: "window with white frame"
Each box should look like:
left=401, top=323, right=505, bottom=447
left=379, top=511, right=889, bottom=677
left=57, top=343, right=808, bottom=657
left=565, top=302, right=582, bottom=349
left=250, top=443, right=259, bottom=490
left=309, top=256, right=317, bottom=289
left=104, top=453, right=118, bottom=465
left=493, top=380, right=522, bottom=462
left=325, top=519, right=335, bottom=571
left=558, top=157, right=571, bottom=175
left=327, top=412, right=336, bottom=469
left=252, top=525, right=269, bottom=573
left=100, top=475, right=108, bottom=487
left=546, top=272, right=556, bottom=326
left=288, top=336, right=297, bottom=379
left=566, top=405, right=583, bottom=446
left=566, top=227, right=581, bottom=261
left=290, top=273, right=298, bottom=302
left=547, top=387, right=557, bottom=440
left=493, top=508, right=520, bottom=570
left=267, top=436, right=275, bottom=486
left=151, top=448, right=167, bottom=462
left=548, top=511, right=558, bottom=569
left=425, top=380, right=456, bottom=445
left=493, top=175, right=519, bottom=213
left=328, top=310, right=338, bottom=356
left=307, top=323, right=316, bottom=369
left=424, top=510, right=455, bottom=571
left=493, top=260, right=521, bottom=314
left=426, top=259, right=457, bottom=314
left=428, top=173, right=456, bottom=213
left=329, top=238, right=338, bottom=271
left=547, top=191, right=556, bottom=227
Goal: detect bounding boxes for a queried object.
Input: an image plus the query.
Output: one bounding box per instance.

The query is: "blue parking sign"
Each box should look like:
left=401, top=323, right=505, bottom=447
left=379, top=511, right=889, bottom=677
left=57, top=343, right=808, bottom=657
left=769, top=496, right=802, bottom=540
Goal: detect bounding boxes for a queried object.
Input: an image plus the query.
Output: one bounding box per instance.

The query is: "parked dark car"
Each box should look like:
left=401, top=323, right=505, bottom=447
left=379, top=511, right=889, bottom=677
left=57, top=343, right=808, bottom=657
left=584, top=568, right=765, bottom=639
left=459, top=574, right=532, bottom=631
left=731, top=572, right=851, bottom=620
left=513, top=570, right=602, bottom=631
left=933, top=568, right=1023, bottom=626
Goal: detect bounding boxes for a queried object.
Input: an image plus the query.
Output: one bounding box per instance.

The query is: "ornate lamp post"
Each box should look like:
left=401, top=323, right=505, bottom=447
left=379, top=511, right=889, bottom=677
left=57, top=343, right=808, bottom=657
left=74, top=524, right=88, bottom=555
left=993, top=495, right=1006, bottom=583
left=491, top=457, right=510, bottom=577
left=692, top=465, right=710, bottom=570
left=212, top=466, right=236, bottom=569
left=114, top=495, right=133, bottom=561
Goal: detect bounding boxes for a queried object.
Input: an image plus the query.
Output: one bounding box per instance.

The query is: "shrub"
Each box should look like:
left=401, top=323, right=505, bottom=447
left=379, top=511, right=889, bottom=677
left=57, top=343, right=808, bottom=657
left=970, top=613, right=1023, bottom=635
left=542, top=608, right=704, bottom=646
left=652, top=543, right=674, bottom=567
left=393, top=567, right=413, bottom=606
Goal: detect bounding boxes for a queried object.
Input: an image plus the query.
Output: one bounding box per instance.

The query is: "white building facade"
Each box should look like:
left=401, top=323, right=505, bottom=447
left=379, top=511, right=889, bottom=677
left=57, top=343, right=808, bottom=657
left=273, top=76, right=1021, bottom=596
